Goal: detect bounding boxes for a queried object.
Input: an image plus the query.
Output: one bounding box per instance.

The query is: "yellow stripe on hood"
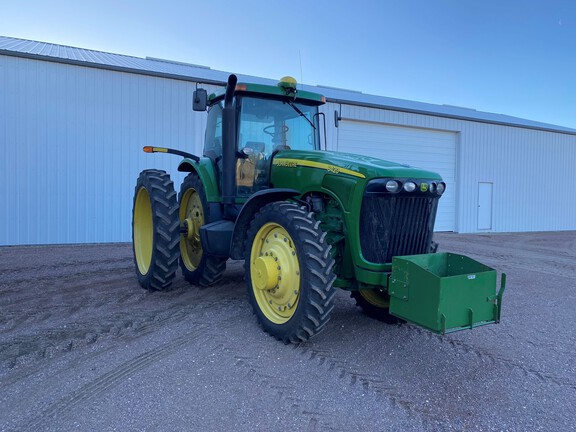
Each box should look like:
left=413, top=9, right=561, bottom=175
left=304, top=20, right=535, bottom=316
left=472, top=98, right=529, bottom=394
left=273, top=158, right=365, bottom=179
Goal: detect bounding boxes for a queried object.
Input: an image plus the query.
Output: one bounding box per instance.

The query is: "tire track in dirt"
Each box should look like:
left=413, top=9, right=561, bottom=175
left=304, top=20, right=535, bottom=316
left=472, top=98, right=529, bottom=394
left=0, top=274, right=143, bottom=336
left=270, top=318, right=574, bottom=428
left=17, top=306, right=249, bottom=431
left=0, top=290, right=247, bottom=373
left=0, top=254, right=246, bottom=373
left=1, top=272, right=136, bottom=308
left=0, top=256, right=236, bottom=337
left=0, top=256, right=133, bottom=278
left=188, top=315, right=349, bottom=432
left=410, top=326, right=576, bottom=391
left=21, top=326, right=209, bottom=432
left=210, top=332, right=431, bottom=431
left=0, top=262, right=135, bottom=292
left=289, top=344, right=442, bottom=428
left=225, top=352, right=344, bottom=432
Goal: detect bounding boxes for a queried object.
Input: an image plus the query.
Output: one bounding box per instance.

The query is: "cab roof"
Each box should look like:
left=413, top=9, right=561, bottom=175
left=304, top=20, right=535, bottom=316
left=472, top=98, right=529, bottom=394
left=209, top=82, right=326, bottom=106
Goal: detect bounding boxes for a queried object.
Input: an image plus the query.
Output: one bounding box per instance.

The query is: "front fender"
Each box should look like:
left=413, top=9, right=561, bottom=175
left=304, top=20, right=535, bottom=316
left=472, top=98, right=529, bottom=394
left=229, top=188, right=301, bottom=260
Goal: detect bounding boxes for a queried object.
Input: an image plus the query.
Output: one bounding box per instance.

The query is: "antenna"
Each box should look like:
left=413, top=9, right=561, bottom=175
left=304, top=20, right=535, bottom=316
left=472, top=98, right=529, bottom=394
left=299, top=50, right=304, bottom=90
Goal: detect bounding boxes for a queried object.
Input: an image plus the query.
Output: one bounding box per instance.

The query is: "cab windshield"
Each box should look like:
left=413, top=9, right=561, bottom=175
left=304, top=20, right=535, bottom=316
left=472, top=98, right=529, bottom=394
left=237, top=96, right=319, bottom=155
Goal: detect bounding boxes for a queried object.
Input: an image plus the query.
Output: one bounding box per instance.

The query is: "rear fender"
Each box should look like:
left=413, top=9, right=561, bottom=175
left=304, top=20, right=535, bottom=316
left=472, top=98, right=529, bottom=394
left=178, top=158, right=221, bottom=202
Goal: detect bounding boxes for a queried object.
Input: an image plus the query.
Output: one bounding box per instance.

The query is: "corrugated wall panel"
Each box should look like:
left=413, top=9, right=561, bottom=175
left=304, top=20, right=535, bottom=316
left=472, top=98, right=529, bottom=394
left=0, top=55, right=220, bottom=245
left=319, top=102, right=339, bottom=151
left=336, top=120, right=457, bottom=232
left=2, top=53, right=575, bottom=245
left=338, top=103, right=576, bottom=233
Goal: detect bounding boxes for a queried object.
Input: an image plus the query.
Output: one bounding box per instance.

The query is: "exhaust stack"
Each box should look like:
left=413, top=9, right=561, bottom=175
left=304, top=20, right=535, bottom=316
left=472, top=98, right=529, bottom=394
left=222, top=74, right=238, bottom=219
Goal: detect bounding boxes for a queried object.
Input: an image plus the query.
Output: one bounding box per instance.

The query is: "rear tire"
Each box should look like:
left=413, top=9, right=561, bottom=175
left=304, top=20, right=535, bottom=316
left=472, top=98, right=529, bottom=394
left=178, top=173, right=226, bottom=286
left=132, top=170, right=180, bottom=290
left=245, top=202, right=336, bottom=343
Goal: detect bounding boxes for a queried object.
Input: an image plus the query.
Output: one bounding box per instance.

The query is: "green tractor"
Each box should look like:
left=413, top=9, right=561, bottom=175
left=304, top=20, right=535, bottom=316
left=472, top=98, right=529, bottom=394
left=132, top=74, right=505, bottom=343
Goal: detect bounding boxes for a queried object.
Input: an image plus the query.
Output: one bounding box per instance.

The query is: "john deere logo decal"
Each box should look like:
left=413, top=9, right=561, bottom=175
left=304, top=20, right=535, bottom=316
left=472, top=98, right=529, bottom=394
left=272, top=159, right=365, bottom=179
left=420, top=183, right=429, bottom=192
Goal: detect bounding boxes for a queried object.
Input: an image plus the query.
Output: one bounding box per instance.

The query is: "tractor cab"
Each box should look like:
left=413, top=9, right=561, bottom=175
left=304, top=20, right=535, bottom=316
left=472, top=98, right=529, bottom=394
left=203, top=77, right=325, bottom=196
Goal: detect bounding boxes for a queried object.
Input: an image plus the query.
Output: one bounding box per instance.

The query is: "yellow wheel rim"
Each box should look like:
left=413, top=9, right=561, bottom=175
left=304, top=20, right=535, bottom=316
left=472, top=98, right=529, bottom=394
left=134, top=187, right=153, bottom=275
left=180, top=188, right=204, bottom=270
left=359, top=289, right=390, bottom=308
left=250, top=223, right=300, bottom=324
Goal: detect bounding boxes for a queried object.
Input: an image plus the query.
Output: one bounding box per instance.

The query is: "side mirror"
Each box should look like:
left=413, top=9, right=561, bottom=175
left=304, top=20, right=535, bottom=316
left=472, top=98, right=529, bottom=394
left=193, top=88, right=208, bottom=111
left=334, top=110, right=342, bottom=128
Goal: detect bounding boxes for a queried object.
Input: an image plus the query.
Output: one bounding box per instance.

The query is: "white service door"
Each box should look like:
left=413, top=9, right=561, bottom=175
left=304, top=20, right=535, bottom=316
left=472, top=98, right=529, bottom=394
left=337, top=120, right=457, bottom=231
left=477, top=182, right=493, bottom=230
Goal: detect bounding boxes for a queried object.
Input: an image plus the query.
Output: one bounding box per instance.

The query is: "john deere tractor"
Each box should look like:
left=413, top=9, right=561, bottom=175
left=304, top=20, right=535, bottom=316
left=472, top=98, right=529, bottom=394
left=132, top=74, right=505, bottom=343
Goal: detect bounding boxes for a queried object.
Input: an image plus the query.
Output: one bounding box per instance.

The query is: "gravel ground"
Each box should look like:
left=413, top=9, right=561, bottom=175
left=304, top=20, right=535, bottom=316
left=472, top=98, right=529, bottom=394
left=0, top=232, right=575, bottom=431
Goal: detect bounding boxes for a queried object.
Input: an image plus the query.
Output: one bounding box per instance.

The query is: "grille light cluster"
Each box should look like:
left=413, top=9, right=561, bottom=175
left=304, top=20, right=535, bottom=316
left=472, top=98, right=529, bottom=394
left=404, top=181, right=417, bottom=192
left=372, top=179, right=446, bottom=195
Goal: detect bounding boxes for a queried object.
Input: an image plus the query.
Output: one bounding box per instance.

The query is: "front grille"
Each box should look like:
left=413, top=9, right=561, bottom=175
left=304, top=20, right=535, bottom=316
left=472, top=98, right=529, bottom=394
left=359, top=194, right=438, bottom=263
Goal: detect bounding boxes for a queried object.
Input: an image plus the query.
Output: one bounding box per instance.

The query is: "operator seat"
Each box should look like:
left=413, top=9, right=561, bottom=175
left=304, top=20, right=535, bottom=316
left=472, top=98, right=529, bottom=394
left=237, top=141, right=266, bottom=190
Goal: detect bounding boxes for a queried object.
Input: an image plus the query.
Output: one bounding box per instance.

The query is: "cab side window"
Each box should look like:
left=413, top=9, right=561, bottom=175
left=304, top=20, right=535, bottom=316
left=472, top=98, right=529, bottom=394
left=204, top=102, right=223, bottom=162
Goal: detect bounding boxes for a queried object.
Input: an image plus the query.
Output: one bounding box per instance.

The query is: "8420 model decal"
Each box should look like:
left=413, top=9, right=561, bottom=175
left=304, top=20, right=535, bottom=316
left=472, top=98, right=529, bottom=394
left=273, top=158, right=366, bottom=179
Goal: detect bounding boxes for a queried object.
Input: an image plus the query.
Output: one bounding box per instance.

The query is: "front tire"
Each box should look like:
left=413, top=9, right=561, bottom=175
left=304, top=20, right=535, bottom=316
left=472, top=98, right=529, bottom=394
left=178, top=173, right=226, bottom=286
left=351, top=289, right=401, bottom=324
left=245, top=202, right=336, bottom=343
left=132, top=170, right=180, bottom=290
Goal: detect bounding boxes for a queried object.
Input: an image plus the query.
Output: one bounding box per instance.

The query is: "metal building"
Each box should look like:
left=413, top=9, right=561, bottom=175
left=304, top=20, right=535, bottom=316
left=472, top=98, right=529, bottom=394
left=1, top=36, right=575, bottom=245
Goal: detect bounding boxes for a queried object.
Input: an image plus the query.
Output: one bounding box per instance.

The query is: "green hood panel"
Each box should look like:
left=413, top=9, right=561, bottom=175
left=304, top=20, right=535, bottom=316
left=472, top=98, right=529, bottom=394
left=273, top=150, right=442, bottom=180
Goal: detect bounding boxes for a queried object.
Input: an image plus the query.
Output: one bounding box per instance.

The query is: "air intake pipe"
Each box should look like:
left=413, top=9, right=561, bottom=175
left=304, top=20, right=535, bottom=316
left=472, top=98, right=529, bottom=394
left=222, top=74, right=238, bottom=220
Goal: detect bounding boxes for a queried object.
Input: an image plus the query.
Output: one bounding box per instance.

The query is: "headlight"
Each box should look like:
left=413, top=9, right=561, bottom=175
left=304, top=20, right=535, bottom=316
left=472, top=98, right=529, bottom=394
left=429, top=182, right=437, bottom=193
left=403, top=181, right=416, bottom=192
left=437, top=182, right=446, bottom=195
left=385, top=180, right=400, bottom=193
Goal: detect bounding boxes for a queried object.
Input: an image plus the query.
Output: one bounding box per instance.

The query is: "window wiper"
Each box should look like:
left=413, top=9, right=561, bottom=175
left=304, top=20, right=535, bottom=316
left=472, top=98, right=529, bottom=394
left=286, top=101, right=316, bottom=130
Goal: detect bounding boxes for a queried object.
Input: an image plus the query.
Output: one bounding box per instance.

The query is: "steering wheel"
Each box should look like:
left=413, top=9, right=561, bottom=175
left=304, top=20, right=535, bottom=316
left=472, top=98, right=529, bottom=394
left=241, top=146, right=264, bottom=160
left=263, top=124, right=289, bottom=137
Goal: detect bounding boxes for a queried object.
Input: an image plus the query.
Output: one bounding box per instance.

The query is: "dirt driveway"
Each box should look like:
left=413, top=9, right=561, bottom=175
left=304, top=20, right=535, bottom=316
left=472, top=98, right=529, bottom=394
left=1, top=232, right=575, bottom=431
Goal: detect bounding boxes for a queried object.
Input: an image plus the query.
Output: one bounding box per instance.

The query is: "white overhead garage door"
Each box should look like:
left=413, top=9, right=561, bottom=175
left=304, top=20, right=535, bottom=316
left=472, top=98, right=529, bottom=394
left=337, top=120, right=457, bottom=231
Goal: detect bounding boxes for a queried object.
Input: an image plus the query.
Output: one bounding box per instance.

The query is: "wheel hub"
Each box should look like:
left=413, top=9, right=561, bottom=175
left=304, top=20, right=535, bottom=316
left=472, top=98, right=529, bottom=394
left=253, top=256, right=279, bottom=290
left=179, top=188, right=204, bottom=271
left=250, top=224, right=300, bottom=323
left=182, top=218, right=197, bottom=241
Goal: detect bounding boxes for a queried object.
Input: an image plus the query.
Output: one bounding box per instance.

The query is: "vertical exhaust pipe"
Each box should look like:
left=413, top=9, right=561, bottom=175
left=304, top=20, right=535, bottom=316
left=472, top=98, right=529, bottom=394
left=222, top=74, right=238, bottom=220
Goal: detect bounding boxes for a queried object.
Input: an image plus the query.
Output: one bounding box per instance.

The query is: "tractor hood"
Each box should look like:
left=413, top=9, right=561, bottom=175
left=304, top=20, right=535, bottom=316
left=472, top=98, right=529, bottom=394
left=272, top=150, right=443, bottom=181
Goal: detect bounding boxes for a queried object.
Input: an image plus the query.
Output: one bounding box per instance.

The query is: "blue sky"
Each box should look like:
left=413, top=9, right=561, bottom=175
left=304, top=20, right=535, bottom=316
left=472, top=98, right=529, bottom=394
left=1, top=0, right=575, bottom=128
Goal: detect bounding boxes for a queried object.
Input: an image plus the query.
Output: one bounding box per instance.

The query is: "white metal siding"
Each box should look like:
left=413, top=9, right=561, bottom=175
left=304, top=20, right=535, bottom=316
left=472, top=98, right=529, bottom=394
left=458, top=123, right=576, bottom=233
left=0, top=55, right=219, bottom=245
left=337, top=120, right=457, bottom=231
left=337, top=103, right=576, bottom=233
left=2, top=54, right=576, bottom=245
